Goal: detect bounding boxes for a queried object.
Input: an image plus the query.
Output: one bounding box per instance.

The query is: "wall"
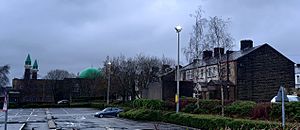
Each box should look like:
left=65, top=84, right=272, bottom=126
left=236, top=45, right=295, bottom=102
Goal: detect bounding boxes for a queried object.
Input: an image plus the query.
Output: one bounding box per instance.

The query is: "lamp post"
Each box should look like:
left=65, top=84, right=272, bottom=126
left=175, top=25, right=182, bottom=113
left=107, top=61, right=111, bottom=105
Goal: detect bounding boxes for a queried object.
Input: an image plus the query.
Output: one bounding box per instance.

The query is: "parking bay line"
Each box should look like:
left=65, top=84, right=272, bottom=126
left=26, top=109, right=35, bottom=122
left=62, top=108, right=69, bottom=114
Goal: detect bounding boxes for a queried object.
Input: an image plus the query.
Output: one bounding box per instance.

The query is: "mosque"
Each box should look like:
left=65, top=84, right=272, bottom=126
left=12, top=54, right=106, bottom=104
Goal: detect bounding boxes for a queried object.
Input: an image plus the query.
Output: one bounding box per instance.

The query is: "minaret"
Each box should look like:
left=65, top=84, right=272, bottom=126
left=32, top=60, right=38, bottom=79
left=24, top=54, right=32, bottom=80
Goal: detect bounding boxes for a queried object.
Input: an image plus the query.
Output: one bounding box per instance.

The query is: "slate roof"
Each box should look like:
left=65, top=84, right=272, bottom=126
left=181, top=44, right=264, bottom=71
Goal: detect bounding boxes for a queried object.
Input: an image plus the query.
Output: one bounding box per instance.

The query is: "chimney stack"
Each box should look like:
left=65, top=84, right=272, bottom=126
left=193, top=58, right=200, bottom=63
left=226, top=50, right=234, bottom=55
left=214, top=47, right=224, bottom=57
left=240, top=40, right=253, bottom=50
left=203, top=50, right=213, bottom=59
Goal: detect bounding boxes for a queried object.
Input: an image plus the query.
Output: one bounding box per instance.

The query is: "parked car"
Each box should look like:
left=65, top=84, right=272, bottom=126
left=57, top=100, right=69, bottom=104
left=94, top=107, right=123, bottom=118
left=271, top=95, right=300, bottom=103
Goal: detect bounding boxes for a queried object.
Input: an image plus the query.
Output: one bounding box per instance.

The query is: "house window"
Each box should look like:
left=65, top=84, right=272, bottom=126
left=186, top=70, right=192, bottom=80
left=200, top=69, right=204, bottom=78
left=194, top=69, right=198, bottom=79
left=189, top=70, right=193, bottom=79
left=213, top=67, right=217, bottom=77
left=208, top=68, right=212, bottom=77
left=297, top=75, right=300, bottom=84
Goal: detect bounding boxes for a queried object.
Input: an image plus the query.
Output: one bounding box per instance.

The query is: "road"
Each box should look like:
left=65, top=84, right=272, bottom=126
left=0, top=108, right=197, bottom=130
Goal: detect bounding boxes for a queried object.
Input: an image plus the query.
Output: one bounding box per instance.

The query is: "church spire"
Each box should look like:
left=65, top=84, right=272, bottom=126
left=33, top=60, right=38, bottom=70
left=32, top=59, right=38, bottom=80
left=24, top=54, right=32, bottom=80
left=25, top=54, right=31, bottom=65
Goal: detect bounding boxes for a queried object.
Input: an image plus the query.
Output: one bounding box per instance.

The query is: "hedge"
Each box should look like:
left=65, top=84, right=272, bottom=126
left=225, top=101, right=256, bottom=118
left=193, top=100, right=222, bottom=114
left=132, top=99, right=163, bottom=110
left=270, top=102, right=300, bottom=122
left=120, top=109, right=285, bottom=129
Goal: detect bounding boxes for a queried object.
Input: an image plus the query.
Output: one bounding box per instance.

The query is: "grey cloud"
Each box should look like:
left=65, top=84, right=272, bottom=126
left=0, top=0, right=299, bottom=84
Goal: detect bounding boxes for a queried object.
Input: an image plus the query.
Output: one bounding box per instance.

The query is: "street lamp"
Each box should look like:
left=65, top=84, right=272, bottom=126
left=107, top=61, right=111, bottom=105
left=175, top=25, right=182, bottom=113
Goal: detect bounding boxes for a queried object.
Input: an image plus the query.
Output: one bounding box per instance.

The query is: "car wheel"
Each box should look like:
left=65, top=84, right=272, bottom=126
left=99, top=114, right=103, bottom=118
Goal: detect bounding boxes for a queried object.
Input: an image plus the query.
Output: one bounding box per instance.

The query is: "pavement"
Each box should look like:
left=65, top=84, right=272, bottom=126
left=0, top=108, right=198, bottom=130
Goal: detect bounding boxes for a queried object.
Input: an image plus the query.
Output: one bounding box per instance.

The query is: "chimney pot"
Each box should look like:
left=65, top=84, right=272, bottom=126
left=213, top=47, right=224, bottom=57
left=240, top=40, right=253, bottom=50
left=203, top=50, right=213, bottom=59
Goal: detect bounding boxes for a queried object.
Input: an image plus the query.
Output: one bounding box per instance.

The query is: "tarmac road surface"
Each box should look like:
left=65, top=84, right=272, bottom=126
left=0, top=108, right=197, bottom=130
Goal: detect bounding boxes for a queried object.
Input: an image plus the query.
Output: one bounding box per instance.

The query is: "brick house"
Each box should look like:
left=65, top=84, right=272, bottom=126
left=180, top=40, right=295, bottom=102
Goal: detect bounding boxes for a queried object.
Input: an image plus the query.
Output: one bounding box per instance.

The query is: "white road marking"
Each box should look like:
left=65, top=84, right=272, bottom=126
left=26, top=109, right=35, bottom=121
left=15, top=109, right=23, bottom=116
left=62, top=108, right=69, bottom=114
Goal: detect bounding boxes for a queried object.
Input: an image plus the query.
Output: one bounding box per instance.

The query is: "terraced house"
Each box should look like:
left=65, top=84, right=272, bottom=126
left=180, top=40, right=295, bottom=102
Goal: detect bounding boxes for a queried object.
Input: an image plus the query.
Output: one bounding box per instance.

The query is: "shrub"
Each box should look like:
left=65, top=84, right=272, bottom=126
left=121, top=109, right=283, bottom=129
left=193, top=100, right=221, bottom=114
left=163, top=100, right=175, bottom=111
left=182, top=103, right=197, bottom=113
left=120, top=109, right=162, bottom=121
left=132, top=99, right=163, bottom=110
left=70, top=102, right=91, bottom=108
left=180, top=97, right=197, bottom=109
left=270, top=102, right=300, bottom=122
left=90, top=103, right=105, bottom=109
left=225, top=101, right=256, bottom=118
left=251, top=103, right=271, bottom=120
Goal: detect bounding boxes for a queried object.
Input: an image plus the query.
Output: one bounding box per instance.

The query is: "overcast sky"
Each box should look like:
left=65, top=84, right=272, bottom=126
left=1, top=0, right=300, bottom=82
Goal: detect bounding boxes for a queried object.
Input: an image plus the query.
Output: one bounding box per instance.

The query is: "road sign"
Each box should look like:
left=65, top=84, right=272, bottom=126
left=275, top=87, right=288, bottom=102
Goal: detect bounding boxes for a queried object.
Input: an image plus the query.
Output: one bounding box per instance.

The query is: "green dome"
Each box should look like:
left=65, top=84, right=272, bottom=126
left=79, top=67, right=101, bottom=79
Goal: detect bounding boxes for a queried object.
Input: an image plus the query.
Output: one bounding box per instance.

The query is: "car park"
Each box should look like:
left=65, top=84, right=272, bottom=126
left=94, top=107, right=123, bottom=118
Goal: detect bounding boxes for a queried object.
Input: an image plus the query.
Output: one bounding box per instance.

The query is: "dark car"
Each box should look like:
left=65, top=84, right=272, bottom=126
left=57, top=100, right=69, bottom=104
left=94, top=107, right=123, bottom=118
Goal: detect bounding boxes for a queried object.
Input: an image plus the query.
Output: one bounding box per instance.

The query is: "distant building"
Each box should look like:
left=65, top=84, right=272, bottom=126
left=12, top=54, right=105, bottom=104
left=142, top=65, right=194, bottom=100
left=180, top=40, right=295, bottom=102
left=295, top=64, right=300, bottom=89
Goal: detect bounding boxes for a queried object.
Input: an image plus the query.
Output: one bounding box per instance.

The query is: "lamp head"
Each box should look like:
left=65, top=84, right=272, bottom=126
left=175, top=25, right=182, bottom=33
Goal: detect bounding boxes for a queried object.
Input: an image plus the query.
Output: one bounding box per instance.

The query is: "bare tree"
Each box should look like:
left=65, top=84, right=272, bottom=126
left=0, top=65, right=10, bottom=87
left=161, top=55, right=175, bottom=66
left=205, top=16, right=234, bottom=117
left=206, top=16, right=234, bottom=50
left=103, top=54, right=174, bottom=102
left=103, top=55, right=131, bottom=102
left=44, top=69, right=76, bottom=102
left=44, top=69, right=76, bottom=80
left=183, top=7, right=234, bottom=62
left=135, top=54, right=162, bottom=98
left=183, top=7, right=208, bottom=63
